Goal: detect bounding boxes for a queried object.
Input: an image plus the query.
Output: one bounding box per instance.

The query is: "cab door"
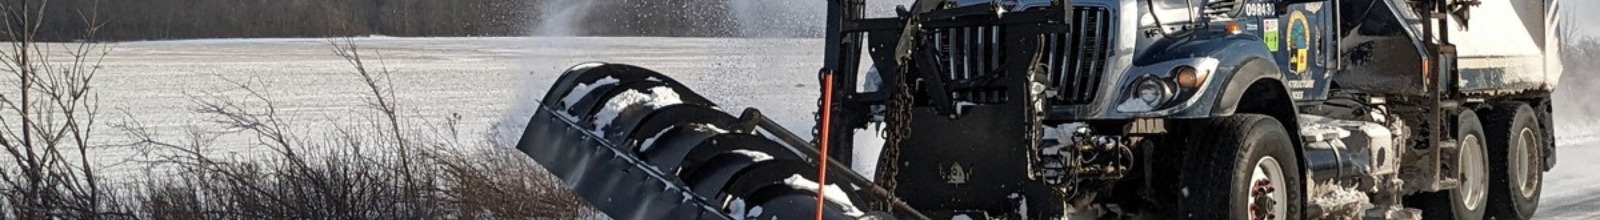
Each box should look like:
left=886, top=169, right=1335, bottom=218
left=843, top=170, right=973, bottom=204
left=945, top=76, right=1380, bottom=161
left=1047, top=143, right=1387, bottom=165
left=1269, top=1, right=1336, bottom=101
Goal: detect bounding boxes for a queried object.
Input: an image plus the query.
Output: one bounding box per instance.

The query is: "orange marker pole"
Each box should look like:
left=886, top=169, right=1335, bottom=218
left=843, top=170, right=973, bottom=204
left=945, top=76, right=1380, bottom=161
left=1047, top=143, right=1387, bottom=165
left=815, top=72, right=835, bottom=220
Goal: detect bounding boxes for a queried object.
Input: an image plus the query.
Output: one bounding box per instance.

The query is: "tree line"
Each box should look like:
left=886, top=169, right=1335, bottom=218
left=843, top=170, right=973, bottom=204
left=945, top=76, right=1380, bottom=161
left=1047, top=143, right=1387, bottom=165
left=6, top=0, right=827, bottom=42
left=9, top=0, right=534, bottom=42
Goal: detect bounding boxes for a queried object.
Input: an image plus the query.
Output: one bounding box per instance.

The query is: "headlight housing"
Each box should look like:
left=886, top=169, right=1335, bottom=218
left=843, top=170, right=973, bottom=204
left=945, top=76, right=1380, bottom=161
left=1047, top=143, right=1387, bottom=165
left=1114, top=58, right=1219, bottom=114
left=1116, top=75, right=1176, bottom=112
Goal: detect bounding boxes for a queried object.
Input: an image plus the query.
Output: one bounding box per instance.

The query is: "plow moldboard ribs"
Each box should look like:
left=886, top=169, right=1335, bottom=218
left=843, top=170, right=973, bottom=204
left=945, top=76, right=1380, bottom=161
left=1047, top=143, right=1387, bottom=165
left=519, top=99, right=731, bottom=220
left=515, top=63, right=868, bottom=220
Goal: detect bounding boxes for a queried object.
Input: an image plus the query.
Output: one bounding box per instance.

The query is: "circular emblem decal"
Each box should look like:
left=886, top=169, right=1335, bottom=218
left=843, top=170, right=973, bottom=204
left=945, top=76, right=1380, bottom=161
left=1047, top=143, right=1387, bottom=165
left=1287, top=11, right=1312, bottom=74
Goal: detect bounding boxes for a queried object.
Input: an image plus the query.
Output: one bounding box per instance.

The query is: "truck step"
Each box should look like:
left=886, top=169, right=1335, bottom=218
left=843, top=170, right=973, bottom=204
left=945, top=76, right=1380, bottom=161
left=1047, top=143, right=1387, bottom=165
left=1434, top=139, right=1461, bottom=190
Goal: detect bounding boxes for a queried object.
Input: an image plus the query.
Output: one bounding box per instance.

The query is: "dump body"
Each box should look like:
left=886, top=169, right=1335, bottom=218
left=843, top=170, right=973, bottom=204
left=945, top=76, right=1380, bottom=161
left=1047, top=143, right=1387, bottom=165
left=1451, top=0, right=1563, bottom=95
left=1333, top=0, right=1561, bottom=96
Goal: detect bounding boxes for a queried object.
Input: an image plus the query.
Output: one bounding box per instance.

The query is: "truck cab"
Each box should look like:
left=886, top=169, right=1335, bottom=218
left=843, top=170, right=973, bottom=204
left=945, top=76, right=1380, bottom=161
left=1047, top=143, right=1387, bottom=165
left=825, top=0, right=1558, bottom=218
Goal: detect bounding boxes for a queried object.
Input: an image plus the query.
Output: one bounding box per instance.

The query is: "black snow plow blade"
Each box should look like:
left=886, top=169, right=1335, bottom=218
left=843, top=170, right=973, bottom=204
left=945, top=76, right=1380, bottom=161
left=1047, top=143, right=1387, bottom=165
left=515, top=63, right=915, bottom=220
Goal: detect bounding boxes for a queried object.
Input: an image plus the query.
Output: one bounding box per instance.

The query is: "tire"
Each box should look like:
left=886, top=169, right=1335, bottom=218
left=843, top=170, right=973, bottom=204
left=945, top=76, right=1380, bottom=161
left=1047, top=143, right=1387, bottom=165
left=1409, top=110, right=1489, bottom=220
left=1485, top=104, right=1543, bottom=220
left=1174, top=114, right=1304, bottom=220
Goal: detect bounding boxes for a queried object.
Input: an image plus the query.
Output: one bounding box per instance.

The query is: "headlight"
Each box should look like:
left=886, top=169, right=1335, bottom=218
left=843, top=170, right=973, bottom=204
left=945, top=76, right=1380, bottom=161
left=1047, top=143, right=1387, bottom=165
left=1116, top=75, right=1175, bottom=113
left=1114, top=58, right=1218, bottom=114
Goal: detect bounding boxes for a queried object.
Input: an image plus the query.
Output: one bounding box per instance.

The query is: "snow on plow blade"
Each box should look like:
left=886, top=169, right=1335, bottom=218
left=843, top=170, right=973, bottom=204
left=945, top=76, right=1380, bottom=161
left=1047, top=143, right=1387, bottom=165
left=514, top=63, right=872, bottom=220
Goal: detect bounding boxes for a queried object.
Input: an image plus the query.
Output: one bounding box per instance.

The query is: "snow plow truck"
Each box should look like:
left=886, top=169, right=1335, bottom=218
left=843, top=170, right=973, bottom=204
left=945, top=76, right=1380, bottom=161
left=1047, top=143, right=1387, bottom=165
left=513, top=0, right=1563, bottom=219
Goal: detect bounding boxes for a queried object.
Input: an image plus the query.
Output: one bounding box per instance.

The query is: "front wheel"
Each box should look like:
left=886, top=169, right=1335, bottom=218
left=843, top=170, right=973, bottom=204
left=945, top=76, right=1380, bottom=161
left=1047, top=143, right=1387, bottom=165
left=1174, top=114, right=1304, bottom=220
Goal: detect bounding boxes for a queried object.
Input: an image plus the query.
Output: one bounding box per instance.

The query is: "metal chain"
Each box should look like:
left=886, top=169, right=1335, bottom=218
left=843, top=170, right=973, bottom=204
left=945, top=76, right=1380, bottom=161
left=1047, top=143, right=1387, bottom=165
left=811, top=70, right=845, bottom=147
left=811, top=74, right=825, bottom=147
left=876, top=64, right=915, bottom=212
left=813, top=68, right=912, bottom=211
left=874, top=62, right=915, bottom=211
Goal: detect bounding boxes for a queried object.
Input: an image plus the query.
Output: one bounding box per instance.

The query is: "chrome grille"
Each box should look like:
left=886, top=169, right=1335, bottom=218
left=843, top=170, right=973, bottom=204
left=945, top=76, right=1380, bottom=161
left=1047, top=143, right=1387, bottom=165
left=928, top=6, right=1115, bottom=105
left=930, top=25, right=1006, bottom=103
left=1046, top=6, right=1114, bottom=105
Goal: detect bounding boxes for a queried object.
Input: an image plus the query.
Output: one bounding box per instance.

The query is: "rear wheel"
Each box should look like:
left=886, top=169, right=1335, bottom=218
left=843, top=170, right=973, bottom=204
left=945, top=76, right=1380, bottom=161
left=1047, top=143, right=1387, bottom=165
left=1485, top=103, right=1543, bottom=220
left=1410, top=110, right=1489, bottom=220
left=1174, top=114, right=1304, bottom=220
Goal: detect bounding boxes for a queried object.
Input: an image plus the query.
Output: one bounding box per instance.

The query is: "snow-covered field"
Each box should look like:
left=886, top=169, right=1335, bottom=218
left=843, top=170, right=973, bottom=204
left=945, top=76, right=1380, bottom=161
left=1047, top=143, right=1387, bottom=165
left=81, top=37, right=824, bottom=163
left=80, top=37, right=1599, bottom=219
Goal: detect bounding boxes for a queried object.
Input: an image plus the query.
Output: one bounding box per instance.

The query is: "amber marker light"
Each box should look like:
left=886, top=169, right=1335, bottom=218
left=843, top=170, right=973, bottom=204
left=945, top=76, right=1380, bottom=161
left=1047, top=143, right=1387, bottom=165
left=1174, top=65, right=1205, bottom=90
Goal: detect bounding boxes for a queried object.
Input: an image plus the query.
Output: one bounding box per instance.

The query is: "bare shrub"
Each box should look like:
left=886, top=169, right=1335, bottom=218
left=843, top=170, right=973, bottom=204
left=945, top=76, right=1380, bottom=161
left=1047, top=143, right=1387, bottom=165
left=0, top=0, right=130, bottom=218
left=1555, top=24, right=1600, bottom=138
left=3, top=0, right=590, bottom=217
left=433, top=147, right=587, bottom=219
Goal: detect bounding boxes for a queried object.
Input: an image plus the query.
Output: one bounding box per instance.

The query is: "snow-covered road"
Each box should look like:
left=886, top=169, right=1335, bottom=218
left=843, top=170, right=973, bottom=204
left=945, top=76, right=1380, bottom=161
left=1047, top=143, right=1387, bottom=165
left=1534, top=138, right=1600, bottom=219
left=81, top=37, right=1598, bottom=219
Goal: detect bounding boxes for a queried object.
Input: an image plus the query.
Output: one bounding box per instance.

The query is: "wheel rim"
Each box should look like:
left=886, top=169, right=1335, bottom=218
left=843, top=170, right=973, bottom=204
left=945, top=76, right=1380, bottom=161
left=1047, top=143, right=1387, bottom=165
left=1459, top=134, right=1489, bottom=210
left=1248, top=156, right=1287, bottom=220
left=1513, top=127, right=1542, bottom=198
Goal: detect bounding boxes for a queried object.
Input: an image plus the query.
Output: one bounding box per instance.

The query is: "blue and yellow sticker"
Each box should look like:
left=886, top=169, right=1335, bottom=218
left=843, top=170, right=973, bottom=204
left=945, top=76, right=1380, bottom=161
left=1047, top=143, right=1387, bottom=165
left=1286, top=11, right=1311, bottom=74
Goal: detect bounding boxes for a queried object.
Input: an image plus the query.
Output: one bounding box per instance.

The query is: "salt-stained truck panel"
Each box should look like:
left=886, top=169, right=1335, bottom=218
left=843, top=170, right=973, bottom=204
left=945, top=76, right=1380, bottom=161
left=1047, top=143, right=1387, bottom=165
left=1334, top=0, right=1560, bottom=96
left=1451, top=0, right=1562, bottom=95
